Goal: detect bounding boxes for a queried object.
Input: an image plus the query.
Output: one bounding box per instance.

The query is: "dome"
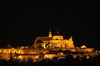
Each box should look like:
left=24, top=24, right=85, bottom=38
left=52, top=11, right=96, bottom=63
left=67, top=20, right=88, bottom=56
left=81, top=45, right=87, bottom=48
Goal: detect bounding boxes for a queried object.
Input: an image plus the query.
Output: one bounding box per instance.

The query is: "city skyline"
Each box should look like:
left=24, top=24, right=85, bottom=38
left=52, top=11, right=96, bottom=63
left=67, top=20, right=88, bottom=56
left=0, top=7, right=100, bottom=65
left=0, top=8, right=100, bottom=49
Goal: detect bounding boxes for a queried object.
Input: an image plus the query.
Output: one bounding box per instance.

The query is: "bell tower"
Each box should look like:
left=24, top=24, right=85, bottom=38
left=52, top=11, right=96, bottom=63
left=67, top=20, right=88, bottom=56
left=48, top=29, right=52, bottom=37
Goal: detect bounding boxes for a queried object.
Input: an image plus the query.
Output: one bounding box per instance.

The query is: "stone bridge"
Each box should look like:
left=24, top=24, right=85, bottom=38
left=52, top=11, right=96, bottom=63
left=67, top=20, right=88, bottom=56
left=0, top=48, right=23, bottom=54
left=0, top=48, right=49, bottom=54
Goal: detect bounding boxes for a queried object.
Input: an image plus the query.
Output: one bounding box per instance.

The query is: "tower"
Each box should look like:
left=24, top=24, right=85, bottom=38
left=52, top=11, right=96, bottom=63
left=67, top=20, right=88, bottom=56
left=69, top=36, right=73, bottom=41
left=48, top=30, right=52, bottom=37
left=69, top=36, right=75, bottom=48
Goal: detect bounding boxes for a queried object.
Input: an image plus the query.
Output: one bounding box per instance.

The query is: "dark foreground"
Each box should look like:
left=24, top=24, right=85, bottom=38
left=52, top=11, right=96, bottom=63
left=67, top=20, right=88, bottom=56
left=0, top=55, right=100, bottom=66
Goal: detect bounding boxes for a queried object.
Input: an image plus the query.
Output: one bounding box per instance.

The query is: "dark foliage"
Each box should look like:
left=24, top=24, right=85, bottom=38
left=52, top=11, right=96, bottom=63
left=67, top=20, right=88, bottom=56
left=0, top=54, right=100, bottom=66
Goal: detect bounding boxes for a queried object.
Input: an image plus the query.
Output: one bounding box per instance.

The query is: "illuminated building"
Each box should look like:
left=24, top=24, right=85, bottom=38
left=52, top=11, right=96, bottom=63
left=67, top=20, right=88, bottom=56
left=0, top=30, right=99, bottom=62
left=33, top=30, right=74, bottom=49
left=0, top=30, right=95, bottom=54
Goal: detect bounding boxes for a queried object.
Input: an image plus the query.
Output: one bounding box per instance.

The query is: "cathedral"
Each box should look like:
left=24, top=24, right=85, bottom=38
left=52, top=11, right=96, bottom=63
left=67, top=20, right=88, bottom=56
left=0, top=30, right=94, bottom=55
left=33, top=30, right=75, bottom=49
left=0, top=30, right=96, bottom=62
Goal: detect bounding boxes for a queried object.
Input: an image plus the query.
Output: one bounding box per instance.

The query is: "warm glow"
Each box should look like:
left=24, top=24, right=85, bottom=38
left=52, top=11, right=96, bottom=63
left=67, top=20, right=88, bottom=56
left=86, top=56, right=90, bottom=59
left=81, top=45, right=87, bottom=48
left=48, top=30, right=52, bottom=37
left=52, top=36, right=63, bottom=40
left=0, top=30, right=99, bottom=63
left=21, top=46, right=24, bottom=49
left=44, top=43, right=46, bottom=48
left=18, top=56, right=23, bottom=59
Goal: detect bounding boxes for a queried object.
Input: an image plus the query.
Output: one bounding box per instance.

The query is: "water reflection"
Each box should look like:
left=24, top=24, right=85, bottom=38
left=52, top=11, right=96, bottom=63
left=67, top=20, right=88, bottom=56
left=0, top=53, right=10, bottom=61
left=0, top=52, right=99, bottom=63
left=13, top=54, right=40, bottom=63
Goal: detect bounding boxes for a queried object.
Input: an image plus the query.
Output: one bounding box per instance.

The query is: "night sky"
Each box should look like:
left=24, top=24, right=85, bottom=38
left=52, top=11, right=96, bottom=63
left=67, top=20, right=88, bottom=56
left=0, top=8, right=100, bottom=49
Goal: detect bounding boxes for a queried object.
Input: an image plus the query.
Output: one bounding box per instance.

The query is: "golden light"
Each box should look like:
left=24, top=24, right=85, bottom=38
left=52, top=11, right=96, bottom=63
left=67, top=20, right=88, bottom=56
left=21, top=46, right=24, bottom=49
left=43, top=43, right=46, bottom=48
left=86, top=56, right=90, bottom=59
left=81, top=45, right=87, bottom=48
left=0, top=50, right=1, bottom=53
left=18, top=56, right=23, bottom=59
left=35, top=56, right=39, bottom=59
left=0, top=30, right=99, bottom=62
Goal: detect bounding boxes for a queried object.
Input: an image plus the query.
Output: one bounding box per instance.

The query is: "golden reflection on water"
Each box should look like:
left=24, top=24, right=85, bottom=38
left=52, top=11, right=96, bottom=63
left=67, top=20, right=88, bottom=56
left=0, top=52, right=99, bottom=63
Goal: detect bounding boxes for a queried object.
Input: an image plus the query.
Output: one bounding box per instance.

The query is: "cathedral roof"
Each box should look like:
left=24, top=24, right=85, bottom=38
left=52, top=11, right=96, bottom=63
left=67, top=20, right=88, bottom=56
left=35, top=37, right=52, bottom=42
left=36, top=40, right=44, bottom=43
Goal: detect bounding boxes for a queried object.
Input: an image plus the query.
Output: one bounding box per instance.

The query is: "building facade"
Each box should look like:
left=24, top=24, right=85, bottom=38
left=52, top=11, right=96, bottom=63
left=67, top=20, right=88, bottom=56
left=33, top=31, right=75, bottom=49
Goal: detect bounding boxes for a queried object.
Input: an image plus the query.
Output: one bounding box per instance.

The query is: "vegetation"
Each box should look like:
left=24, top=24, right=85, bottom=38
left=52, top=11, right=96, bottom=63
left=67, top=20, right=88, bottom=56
left=0, top=54, right=100, bottom=66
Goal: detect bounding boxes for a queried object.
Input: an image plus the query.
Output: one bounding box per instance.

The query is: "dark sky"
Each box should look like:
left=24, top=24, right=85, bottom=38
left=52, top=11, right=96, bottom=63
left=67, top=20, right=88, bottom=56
left=0, top=8, right=100, bottom=49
